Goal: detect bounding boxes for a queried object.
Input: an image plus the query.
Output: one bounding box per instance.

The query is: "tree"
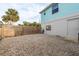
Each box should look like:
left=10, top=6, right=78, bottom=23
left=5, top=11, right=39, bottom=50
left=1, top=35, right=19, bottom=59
left=31, top=22, right=41, bottom=27
left=1, top=8, right=19, bottom=24
left=1, top=15, right=9, bottom=23
left=23, top=21, right=41, bottom=28
left=23, top=21, right=30, bottom=26
left=32, top=22, right=37, bottom=26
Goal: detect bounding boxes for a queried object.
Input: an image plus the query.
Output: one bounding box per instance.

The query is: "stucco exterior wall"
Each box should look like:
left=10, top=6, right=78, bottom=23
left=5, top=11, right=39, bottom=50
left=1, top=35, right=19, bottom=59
left=41, top=3, right=79, bottom=23
left=42, top=13, right=79, bottom=42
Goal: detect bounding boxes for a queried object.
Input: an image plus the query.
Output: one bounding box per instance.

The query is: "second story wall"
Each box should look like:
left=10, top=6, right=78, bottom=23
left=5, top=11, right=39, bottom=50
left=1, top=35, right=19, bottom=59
left=41, top=3, right=79, bottom=23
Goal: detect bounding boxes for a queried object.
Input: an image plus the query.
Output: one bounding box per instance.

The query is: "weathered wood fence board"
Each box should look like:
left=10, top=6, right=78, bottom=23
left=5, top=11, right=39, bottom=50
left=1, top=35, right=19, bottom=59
left=0, top=25, right=41, bottom=38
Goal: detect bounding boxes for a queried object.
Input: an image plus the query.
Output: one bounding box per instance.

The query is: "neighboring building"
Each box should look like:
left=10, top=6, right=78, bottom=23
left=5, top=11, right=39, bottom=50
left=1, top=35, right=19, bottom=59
left=40, top=3, right=79, bottom=42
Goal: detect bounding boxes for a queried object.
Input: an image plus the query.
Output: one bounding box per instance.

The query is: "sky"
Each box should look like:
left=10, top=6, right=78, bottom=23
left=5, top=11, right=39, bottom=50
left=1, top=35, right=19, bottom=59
left=0, top=3, right=49, bottom=25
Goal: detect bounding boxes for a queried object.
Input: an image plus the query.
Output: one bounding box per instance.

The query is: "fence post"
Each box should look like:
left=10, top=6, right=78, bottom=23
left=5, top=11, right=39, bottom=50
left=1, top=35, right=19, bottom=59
left=0, top=22, right=3, bottom=40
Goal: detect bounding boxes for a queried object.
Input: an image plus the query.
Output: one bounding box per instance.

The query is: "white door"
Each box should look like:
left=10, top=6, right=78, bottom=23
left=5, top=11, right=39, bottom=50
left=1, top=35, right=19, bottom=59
left=67, top=19, right=79, bottom=42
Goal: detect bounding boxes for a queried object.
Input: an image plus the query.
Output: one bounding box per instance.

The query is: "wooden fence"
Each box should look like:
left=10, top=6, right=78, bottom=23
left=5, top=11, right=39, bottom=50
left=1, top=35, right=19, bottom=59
left=0, top=25, right=41, bottom=38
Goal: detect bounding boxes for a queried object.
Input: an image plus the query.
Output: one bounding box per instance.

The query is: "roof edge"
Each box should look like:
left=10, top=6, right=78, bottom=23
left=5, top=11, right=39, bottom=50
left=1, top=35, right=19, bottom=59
left=40, top=3, right=53, bottom=14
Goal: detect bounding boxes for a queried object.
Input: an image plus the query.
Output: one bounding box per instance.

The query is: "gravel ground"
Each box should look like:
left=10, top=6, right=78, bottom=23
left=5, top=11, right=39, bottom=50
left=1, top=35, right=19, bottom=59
left=0, top=34, right=79, bottom=56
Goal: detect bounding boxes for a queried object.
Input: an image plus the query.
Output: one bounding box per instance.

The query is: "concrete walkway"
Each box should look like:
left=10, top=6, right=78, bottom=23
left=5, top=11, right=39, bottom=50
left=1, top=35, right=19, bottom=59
left=0, top=34, right=79, bottom=56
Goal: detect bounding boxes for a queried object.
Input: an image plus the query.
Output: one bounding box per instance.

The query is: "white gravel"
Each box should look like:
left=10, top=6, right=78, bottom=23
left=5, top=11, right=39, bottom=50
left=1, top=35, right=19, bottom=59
left=0, top=34, right=79, bottom=56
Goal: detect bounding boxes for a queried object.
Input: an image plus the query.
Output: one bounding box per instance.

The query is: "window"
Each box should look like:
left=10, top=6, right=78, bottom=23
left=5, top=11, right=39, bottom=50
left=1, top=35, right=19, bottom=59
left=52, top=3, right=59, bottom=14
left=52, top=8, right=58, bottom=14
left=44, top=12, right=46, bottom=15
left=46, top=25, right=51, bottom=31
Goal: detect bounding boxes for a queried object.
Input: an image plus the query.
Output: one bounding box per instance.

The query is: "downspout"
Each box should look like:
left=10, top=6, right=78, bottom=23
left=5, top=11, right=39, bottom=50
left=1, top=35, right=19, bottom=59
left=78, top=33, right=79, bottom=43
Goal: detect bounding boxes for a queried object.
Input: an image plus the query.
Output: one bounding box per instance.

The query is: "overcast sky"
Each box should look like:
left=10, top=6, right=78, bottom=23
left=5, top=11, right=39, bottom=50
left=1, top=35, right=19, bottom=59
left=0, top=3, right=49, bottom=24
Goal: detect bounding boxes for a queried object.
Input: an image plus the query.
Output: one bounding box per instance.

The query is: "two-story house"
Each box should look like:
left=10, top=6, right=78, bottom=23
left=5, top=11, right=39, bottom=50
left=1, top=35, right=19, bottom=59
left=40, top=3, right=79, bottom=42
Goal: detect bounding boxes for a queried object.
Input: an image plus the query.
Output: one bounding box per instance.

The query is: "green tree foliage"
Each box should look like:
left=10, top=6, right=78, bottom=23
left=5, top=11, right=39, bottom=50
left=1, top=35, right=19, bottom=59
left=32, top=22, right=37, bottom=26
left=23, top=21, right=41, bottom=27
left=23, top=21, right=30, bottom=26
left=1, top=8, right=19, bottom=24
